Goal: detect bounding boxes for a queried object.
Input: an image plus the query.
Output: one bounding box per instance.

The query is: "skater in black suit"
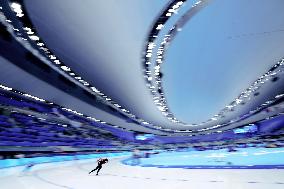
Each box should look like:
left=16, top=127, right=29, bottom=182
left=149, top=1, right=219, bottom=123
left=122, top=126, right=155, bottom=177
left=89, top=158, right=108, bottom=175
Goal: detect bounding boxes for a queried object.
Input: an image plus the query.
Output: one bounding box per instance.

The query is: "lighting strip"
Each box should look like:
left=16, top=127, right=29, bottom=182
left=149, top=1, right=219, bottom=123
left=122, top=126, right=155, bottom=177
left=1, top=0, right=160, bottom=129
left=1, top=1, right=188, bottom=134
left=0, top=83, right=132, bottom=131
left=142, top=0, right=210, bottom=124
left=151, top=0, right=210, bottom=124
left=142, top=0, right=284, bottom=130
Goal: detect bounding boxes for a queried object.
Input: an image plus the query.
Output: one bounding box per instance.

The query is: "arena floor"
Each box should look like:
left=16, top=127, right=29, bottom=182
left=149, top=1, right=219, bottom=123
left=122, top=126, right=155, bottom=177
left=1, top=156, right=284, bottom=189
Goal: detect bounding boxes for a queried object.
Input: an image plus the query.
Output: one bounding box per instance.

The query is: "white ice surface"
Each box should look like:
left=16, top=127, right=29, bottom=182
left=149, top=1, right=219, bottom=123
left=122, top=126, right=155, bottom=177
left=1, top=157, right=284, bottom=189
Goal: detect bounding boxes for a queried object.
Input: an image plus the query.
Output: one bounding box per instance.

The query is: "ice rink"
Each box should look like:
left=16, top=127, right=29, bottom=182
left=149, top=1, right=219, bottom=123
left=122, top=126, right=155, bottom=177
left=1, top=157, right=284, bottom=189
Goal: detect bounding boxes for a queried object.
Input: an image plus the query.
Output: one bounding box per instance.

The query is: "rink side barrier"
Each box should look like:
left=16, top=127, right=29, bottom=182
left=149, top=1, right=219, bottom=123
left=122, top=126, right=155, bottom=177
left=122, top=157, right=284, bottom=169
left=0, top=152, right=131, bottom=169
left=122, top=147, right=284, bottom=169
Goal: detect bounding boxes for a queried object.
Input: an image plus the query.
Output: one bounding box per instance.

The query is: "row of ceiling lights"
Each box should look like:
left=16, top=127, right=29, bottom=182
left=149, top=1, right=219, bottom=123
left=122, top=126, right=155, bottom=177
left=2, top=1, right=193, bottom=134
left=1, top=78, right=284, bottom=136
left=0, top=7, right=184, bottom=134
left=151, top=0, right=207, bottom=125
left=143, top=0, right=208, bottom=124
left=1, top=1, right=164, bottom=129
left=8, top=2, right=128, bottom=111
left=142, top=0, right=284, bottom=131
left=0, top=3, right=184, bottom=136
left=0, top=83, right=126, bottom=129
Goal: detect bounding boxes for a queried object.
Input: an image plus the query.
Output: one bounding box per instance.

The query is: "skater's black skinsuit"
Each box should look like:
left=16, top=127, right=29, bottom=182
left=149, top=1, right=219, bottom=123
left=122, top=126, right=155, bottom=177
left=89, top=158, right=108, bottom=175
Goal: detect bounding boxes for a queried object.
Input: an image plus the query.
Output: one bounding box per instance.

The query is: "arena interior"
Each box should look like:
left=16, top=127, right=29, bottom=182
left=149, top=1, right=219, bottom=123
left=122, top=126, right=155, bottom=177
left=0, top=0, right=284, bottom=188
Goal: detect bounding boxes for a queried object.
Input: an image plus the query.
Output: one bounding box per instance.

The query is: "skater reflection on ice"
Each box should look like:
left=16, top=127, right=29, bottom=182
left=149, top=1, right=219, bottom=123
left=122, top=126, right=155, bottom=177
left=131, top=149, right=141, bottom=165
left=19, top=162, right=35, bottom=177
